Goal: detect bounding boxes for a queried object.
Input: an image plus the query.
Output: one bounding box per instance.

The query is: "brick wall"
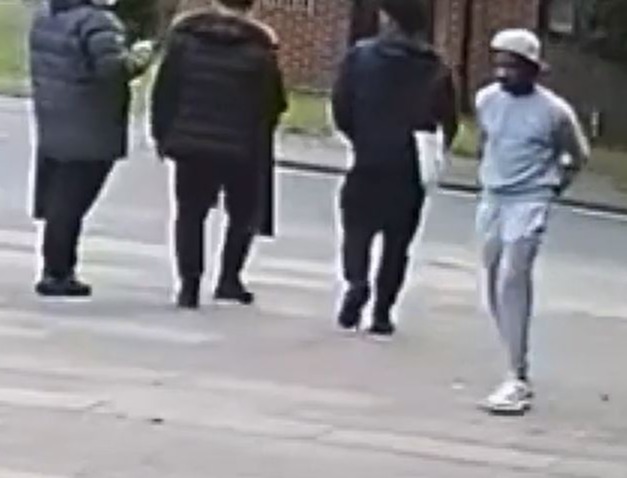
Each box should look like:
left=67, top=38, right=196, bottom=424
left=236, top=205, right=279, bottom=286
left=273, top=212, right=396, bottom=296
left=256, top=0, right=351, bottom=91
left=433, top=0, right=465, bottom=70
left=255, top=0, right=541, bottom=95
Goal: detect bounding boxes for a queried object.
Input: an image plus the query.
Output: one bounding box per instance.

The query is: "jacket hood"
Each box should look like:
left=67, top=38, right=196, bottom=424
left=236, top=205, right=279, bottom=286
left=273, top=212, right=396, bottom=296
left=49, top=0, right=90, bottom=13
left=172, top=7, right=278, bottom=49
left=374, top=27, right=438, bottom=61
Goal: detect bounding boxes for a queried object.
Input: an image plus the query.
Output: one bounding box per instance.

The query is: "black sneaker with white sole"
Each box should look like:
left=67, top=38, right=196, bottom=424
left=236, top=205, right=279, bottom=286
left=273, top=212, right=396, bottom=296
left=35, top=276, right=92, bottom=298
left=337, top=285, right=370, bottom=331
left=177, top=279, right=200, bottom=309
left=214, top=280, right=255, bottom=305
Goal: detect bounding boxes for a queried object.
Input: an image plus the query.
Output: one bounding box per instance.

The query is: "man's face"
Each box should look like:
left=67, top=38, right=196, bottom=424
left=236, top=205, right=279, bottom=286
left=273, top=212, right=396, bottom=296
left=492, top=51, right=538, bottom=95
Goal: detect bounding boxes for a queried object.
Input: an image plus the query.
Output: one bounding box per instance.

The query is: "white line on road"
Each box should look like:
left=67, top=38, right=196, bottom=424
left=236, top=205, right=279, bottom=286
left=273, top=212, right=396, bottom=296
left=254, top=257, right=336, bottom=277
left=0, top=308, right=221, bottom=346
left=0, top=325, right=48, bottom=340
left=571, top=207, right=627, bottom=223
left=52, top=317, right=222, bottom=345
left=0, top=229, right=166, bottom=260
left=0, top=356, right=177, bottom=384
left=0, top=387, right=103, bottom=411
left=438, top=188, right=475, bottom=199
left=0, top=469, right=69, bottom=478
left=247, top=272, right=332, bottom=292
left=324, top=429, right=558, bottom=471
left=193, top=375, right=380, bottom=408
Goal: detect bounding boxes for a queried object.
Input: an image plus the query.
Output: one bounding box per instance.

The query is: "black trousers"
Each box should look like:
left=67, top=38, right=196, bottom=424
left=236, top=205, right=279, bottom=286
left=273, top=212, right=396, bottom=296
left=40, top=159, right=113, bottom=279
left=174, top=158, right=259, bottom=282
left=340, top=178, right=424, bottom=314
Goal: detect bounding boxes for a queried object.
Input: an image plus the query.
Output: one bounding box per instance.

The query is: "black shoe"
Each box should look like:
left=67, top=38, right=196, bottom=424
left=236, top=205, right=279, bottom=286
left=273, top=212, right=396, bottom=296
left=214, top=280, right=255, bottom=305
left=35, top=276, right=92, bottom=297
left=337, top=285, right=370, bottom=330
left=177, top=279, right=200, bottom=309
left=368, top=320, right=396, bottom=336
left=338, top=305, right=361, bottom=330
left=368, top=310, right=396, bottom=337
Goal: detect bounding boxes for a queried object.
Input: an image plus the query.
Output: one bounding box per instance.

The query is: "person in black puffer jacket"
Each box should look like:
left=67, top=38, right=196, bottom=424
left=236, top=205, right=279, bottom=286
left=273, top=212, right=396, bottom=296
left=30, top=0, right=154, bottom=297
left=332, top=0, right=459, bottom=336
left=151, top=0, right=287, bottom=309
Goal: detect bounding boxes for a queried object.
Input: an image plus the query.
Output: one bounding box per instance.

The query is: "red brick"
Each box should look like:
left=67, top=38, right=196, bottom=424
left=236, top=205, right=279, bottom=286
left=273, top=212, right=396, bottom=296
left=256, top=0, right=541, bottom=95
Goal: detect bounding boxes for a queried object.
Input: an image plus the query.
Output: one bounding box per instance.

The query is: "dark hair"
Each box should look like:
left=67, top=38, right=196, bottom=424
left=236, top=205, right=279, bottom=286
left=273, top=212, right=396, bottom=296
left=381, top=0, right=427, bottom=35
left=218, top=0, right=256, bottom=10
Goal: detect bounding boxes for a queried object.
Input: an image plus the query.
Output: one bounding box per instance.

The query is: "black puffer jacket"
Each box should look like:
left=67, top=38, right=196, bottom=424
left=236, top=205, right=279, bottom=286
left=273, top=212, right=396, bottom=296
left=30, top=0, right=134, bottom=161
left=151, top=9, right=287, bottom=162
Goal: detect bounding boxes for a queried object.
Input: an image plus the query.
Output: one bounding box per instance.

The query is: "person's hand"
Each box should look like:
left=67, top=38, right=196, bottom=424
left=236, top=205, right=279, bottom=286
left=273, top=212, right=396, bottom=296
left=156, top=144, right=167, bottom=161
left=555, top=169, right=577, bottom=196
left=128, top=40, right=156, bottom=75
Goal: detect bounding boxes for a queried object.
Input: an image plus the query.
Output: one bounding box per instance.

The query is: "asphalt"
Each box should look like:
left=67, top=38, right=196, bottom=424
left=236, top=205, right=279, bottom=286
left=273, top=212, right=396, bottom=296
left=0, top=97, right=626, bottom=476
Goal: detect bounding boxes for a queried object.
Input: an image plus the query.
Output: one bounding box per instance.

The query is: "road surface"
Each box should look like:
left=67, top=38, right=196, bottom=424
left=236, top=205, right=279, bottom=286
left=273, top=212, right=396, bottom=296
left=0, top=98, right=626, bottom=477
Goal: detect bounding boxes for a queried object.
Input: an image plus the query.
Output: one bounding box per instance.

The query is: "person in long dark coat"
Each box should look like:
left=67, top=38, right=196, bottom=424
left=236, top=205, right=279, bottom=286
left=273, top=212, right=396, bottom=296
left=30, top=0, right=153, bottom=297
left=151, top=0, right=287, bottom=309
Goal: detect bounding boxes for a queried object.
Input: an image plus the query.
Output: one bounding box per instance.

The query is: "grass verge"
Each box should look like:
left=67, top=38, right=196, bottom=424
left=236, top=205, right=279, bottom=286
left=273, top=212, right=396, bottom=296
left=0, top=1, right=30, bottom=96
left=282, top=91, right=332, bottom=135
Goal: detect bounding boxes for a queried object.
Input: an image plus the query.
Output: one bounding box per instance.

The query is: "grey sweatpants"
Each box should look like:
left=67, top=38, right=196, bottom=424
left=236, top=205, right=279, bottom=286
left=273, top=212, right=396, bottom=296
left=477, top=198, right=551, bottom=380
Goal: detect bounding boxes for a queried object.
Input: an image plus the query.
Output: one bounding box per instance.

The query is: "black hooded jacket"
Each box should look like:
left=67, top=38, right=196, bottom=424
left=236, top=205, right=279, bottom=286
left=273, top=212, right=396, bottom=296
left=333, top=30, right=458, bottom=179
left=49, top=0, right=89, bottom=13
left=332, top=29, right=459, bottom=223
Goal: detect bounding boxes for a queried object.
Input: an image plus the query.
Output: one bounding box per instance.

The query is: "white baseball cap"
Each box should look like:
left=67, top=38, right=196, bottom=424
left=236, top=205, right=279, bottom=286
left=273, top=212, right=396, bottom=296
left=491, top=29, right=545, bottom=68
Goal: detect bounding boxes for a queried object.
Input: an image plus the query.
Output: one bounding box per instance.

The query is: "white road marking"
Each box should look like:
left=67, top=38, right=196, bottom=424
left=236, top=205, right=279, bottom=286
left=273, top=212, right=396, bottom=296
left=0, top=469, right=69, bottom=478
left=193, top=375, right=380, bottom=408
left=0, top=229, right=166, bottom=260
left=438, top=187, right=475, bottom=199
left=254, top=257, right=335, bottom=277
left=0, top=356, right=176, bottom=383
left=0, top=308, right=221, bottom=346
left=0, top=325, right=48, bottom=340
left=324, top=429, right=557, bottom=471
left=571, top=207, right=627, bottom=223
left=247, top=272, right=331, bottom=291
left=52, top=317, right=221, bottom=345
left=0, top=387, right=103, bottom=411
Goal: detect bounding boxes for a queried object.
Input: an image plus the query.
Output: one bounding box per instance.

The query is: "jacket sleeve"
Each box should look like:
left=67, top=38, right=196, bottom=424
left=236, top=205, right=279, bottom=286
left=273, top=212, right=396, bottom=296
left=554, top=100, right=591, bottom=192
left=433, top=66, right=459, bottom=149
left=268, top=50, right=288, bottom=128
left=151, top=35, right=183, bottom=147
left=331, top=50, right=356, bottom=139
left=77, top=10, right=132, bottom=80
left=555, top=102, right=591, bottom=170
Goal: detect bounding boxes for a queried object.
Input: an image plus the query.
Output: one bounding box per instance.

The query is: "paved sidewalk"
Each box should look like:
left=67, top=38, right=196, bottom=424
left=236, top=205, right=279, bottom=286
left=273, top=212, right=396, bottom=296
left=276, top=132, right=627, bottom=214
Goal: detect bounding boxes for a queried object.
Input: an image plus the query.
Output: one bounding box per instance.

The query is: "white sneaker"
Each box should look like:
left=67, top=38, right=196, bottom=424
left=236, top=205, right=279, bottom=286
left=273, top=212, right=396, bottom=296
left=481, top=378, right=533, bottom=415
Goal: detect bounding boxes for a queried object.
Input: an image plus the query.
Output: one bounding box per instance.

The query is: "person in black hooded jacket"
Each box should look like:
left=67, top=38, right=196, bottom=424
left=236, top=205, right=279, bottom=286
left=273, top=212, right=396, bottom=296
left=151, top=0, right=287, bottom=310
left=348, top=0, right=380, bottom=45
left=332, top=0, right=458, bottom=336
left=30, top=0, right=154, bottom=297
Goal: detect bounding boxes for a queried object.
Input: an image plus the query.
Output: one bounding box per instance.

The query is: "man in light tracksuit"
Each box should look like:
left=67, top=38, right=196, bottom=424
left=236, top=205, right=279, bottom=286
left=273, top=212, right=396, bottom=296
left=476, top=29, right=590, bottom=414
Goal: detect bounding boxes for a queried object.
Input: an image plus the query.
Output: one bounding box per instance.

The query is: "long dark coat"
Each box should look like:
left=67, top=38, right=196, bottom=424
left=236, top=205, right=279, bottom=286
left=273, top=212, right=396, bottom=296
left=151, top=10, right=287, bottom=237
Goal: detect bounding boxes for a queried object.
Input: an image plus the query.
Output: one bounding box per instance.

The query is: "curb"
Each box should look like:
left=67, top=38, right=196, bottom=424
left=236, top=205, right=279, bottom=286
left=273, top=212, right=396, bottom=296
left=276, top=158, right=627, bottom=218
